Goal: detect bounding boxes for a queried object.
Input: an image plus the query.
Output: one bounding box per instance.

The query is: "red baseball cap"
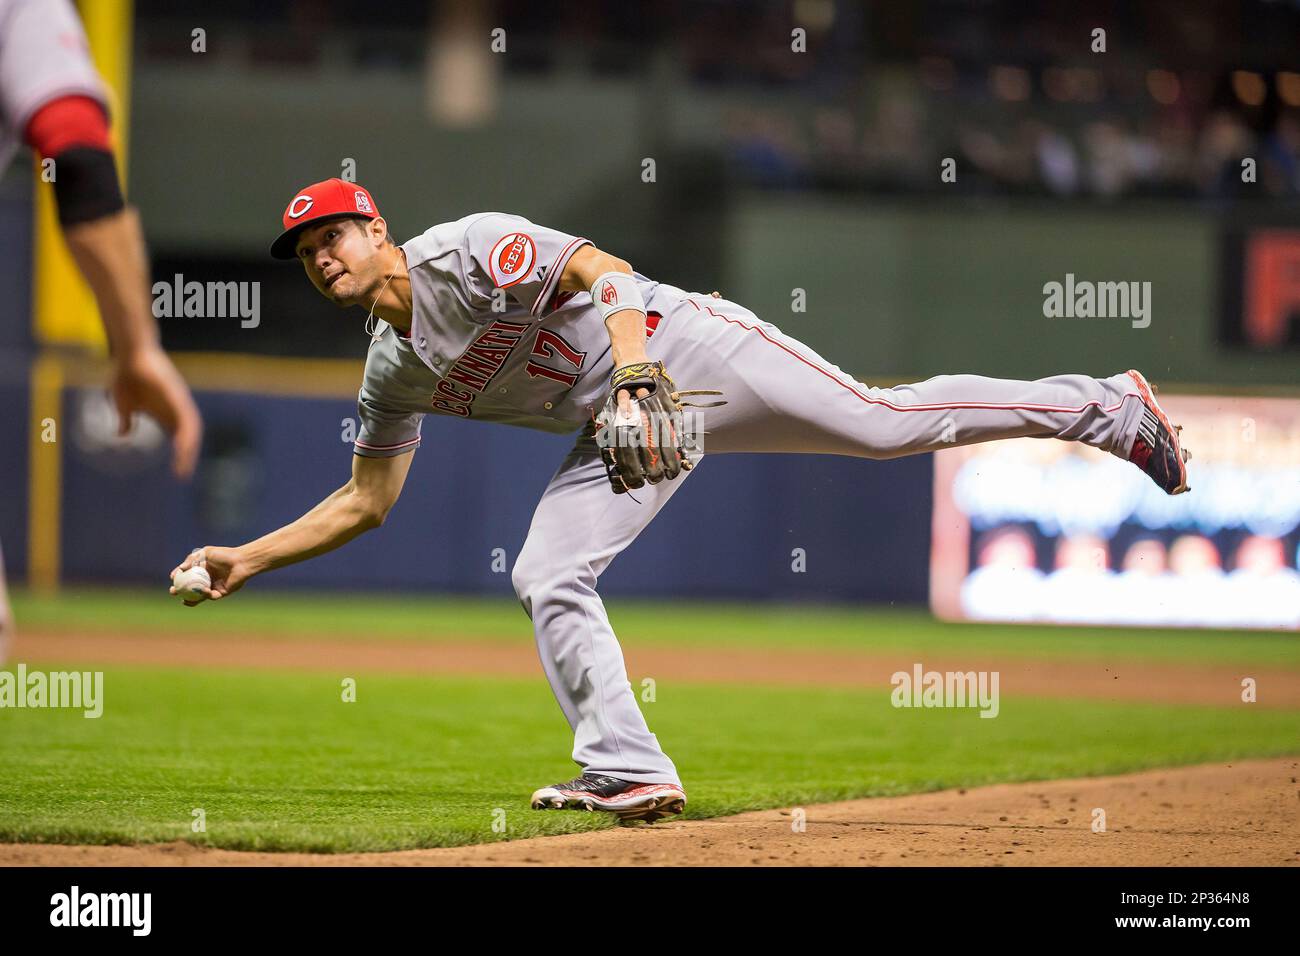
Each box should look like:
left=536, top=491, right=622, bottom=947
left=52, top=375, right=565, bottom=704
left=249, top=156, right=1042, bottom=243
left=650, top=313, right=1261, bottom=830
left=270, top=178, right=381, bottom=259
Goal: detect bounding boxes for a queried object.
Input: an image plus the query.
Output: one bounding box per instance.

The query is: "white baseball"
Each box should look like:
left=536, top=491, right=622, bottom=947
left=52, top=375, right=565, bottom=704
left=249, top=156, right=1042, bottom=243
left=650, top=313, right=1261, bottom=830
left=172, top=566, right=212, bottom=602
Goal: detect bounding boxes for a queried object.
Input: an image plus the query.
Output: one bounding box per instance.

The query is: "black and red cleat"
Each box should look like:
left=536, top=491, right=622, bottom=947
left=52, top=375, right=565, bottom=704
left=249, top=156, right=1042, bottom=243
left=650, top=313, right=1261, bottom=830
left=1125, top=369, right=1191, bottom=495
left=530, top=773, right=686, bottom=822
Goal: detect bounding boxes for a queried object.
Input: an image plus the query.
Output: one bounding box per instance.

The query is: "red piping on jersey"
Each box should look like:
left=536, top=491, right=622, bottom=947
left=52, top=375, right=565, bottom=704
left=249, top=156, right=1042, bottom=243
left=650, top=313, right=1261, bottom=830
left=355, top=437, right=420, bottom=451
left=24, top=95, right=111, bottom=155
left=530, top=237, right=591, bottom=317
left=686, top=298, right=1132, bottom=415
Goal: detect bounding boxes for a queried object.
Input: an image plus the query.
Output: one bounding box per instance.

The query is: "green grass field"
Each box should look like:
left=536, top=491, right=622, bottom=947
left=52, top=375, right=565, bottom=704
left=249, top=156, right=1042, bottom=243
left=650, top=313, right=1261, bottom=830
left=2, top=589, right=1298, bottom=852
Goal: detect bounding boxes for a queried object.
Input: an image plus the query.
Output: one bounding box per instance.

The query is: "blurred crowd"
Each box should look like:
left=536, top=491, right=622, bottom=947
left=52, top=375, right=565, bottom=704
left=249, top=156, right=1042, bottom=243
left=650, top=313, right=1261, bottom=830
left=723, top=69, right=1300, bottom=200
left=133, top=0, right=1300, bottom=201
left=962, top=526, right=1300, bottom=629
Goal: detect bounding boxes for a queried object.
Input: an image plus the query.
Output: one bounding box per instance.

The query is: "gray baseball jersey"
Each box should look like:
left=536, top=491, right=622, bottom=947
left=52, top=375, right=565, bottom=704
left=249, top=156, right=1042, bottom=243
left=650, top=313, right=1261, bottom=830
left=0, top=0, right=106, bottom=173
left=355, top=212, right=1151, bottom=789
left=356, top=212, right=649, bottom=457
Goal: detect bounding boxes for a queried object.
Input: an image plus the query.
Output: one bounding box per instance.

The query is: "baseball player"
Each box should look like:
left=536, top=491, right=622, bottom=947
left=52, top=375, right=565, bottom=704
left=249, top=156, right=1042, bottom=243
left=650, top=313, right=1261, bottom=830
left=171, top=177, right=1190, bottom=823
left=1, top=0, right=203, bottom=662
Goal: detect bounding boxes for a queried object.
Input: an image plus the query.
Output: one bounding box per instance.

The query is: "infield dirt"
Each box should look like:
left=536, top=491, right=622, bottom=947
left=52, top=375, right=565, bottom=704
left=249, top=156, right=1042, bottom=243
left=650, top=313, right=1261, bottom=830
left=11, top=629, right=1299, bottom=708
left=1, top=759, right=1295, bottom=866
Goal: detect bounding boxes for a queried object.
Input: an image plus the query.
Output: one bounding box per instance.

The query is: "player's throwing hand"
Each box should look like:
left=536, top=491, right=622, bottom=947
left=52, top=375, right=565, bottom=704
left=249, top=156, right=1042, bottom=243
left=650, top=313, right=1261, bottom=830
left=168, top=546, right=248, bottom=606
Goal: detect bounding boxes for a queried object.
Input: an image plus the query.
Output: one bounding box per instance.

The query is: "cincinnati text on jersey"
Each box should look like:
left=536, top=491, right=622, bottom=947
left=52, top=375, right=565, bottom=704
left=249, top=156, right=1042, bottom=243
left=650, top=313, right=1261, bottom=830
left=431, top=318, right=533, bottom=417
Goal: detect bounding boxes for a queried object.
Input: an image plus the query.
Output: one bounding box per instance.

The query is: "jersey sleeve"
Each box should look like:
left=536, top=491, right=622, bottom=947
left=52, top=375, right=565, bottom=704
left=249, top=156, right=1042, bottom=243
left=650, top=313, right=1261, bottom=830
left=0, top=0, right=107, bottom=137
left=353, top=390, right=423, bottom=459
left=461, top=213, right=591, bottom=317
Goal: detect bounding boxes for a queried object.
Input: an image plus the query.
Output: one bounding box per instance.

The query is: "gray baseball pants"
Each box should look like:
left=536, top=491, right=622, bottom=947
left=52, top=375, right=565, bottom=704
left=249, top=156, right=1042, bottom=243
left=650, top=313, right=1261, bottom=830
left=511, top=289, right=1147, bottom=786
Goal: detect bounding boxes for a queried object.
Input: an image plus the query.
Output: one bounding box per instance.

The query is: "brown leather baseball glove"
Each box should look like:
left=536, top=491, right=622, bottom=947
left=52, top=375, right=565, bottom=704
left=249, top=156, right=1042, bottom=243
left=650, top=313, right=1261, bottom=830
left=591, top=360, right=725, bottom=494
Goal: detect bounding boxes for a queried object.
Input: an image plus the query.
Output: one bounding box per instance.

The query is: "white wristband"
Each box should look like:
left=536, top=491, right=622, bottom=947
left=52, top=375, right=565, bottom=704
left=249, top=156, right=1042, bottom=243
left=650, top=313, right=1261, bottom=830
left=589, top=271, right=645, bottom=322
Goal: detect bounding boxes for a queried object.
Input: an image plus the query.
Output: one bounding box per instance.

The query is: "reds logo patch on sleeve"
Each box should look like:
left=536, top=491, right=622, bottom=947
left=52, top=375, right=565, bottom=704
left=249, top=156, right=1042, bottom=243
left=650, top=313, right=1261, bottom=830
left=490, top=233, right=537, bottom=288
left=600, top=280, right=618, bottom=305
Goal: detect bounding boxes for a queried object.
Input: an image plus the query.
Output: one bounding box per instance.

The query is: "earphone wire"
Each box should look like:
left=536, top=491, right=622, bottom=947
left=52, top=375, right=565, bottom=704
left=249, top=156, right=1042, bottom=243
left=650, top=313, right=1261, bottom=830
left=364, top=260, right=401, bottom=341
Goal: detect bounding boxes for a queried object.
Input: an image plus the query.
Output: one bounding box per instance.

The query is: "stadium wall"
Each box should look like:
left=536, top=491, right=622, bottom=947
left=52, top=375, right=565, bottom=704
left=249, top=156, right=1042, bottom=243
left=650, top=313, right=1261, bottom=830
left=2, top=359, right=933, bottom=601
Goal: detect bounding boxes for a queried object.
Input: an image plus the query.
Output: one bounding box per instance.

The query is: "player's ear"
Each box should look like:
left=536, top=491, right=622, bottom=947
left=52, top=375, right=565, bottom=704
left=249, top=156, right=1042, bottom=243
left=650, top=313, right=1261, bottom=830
left=369, top=216, right=389, bottom=247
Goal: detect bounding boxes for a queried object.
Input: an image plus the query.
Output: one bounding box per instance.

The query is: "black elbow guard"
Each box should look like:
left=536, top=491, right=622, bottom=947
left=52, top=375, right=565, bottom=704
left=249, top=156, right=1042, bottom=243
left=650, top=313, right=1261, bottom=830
left=50, top=146, right=126, bottom=226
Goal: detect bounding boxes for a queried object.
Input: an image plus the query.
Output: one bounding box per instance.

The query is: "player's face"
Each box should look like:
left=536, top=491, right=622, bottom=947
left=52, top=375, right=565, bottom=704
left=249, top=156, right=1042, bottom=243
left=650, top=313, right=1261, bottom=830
left=295, top=219, right=386, bottom=307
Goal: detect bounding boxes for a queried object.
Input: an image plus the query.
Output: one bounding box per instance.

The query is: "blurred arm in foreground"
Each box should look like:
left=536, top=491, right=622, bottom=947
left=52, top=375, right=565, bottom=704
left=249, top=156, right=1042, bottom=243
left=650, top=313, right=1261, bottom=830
left=60, top=206, right=202, bottom=477
left=8, top=0, right=202, bottom=476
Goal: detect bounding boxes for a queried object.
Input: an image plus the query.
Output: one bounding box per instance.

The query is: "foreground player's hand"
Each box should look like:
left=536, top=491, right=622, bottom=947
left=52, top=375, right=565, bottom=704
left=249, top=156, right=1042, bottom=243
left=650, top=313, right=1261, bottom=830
left=169, top=546, right=249, bottom=606
left=111, top=345, right=203, bottom=479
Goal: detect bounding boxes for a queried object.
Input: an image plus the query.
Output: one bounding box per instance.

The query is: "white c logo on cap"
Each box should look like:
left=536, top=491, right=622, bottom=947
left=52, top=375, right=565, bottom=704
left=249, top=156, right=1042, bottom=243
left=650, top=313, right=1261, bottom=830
left=287, top=195, right=314, bottom=219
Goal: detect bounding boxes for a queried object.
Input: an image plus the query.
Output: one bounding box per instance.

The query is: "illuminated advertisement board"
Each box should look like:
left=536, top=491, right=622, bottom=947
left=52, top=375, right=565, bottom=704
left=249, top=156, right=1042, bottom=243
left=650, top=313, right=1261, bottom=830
left=931, top=394, right=1300, bottom=630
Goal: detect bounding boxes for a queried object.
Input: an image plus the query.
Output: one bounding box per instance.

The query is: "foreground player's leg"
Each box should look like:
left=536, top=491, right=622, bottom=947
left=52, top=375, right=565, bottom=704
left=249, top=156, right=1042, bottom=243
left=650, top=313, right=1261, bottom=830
left=660, top=294, right=1189, bottom=493
left=513, top=438, right=691, bottom=822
